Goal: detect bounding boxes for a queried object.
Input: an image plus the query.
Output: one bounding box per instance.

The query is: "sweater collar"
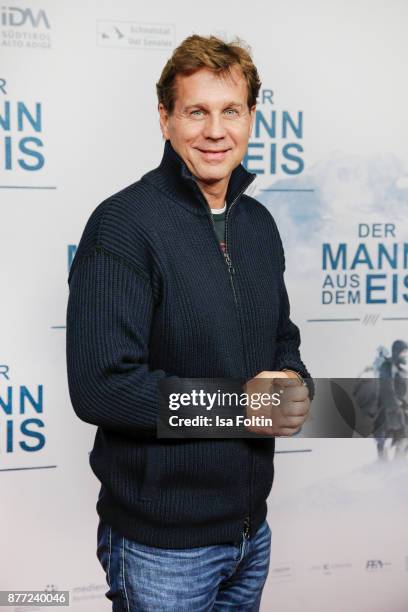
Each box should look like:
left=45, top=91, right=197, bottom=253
left=142, top=139, right=256, bottom=216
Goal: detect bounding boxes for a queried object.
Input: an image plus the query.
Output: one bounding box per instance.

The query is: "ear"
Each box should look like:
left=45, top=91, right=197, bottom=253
left=158, top=103, right=170, bottom=140
left=249, top=104, right=256, bottom=135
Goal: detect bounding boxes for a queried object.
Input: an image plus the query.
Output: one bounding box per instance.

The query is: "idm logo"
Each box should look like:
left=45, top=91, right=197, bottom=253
left=1, top=6, right=50, bottom=28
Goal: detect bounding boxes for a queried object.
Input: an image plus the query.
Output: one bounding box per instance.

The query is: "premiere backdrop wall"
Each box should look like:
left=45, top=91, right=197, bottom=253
left=1, top=1, right=408, bottom=611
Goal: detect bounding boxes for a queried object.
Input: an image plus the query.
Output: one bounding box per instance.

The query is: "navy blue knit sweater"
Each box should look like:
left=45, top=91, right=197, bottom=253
left=66, top=139, right=311, bottom=548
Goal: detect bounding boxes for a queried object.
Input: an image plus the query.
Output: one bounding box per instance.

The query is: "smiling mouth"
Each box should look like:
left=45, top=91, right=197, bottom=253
left=198, top=149, right=230, bottom=153
left=196, top=148, right=231, bottom=161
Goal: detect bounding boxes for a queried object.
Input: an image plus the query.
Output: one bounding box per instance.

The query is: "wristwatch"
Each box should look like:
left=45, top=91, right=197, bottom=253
left=282, top=368, right=307, bottom=386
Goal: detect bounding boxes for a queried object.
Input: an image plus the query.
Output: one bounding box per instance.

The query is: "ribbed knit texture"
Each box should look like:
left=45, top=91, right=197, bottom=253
left=66, top=139, right=311, bottom=548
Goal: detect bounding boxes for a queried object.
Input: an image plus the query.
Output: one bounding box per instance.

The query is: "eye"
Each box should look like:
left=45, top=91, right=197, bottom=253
left=190, top=109, right=204, bottom=117
left=225, top=108, right=238, bottom=116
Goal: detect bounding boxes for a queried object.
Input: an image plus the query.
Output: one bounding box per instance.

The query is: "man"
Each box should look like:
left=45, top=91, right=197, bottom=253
left=66, top=34, right=312, bottom=611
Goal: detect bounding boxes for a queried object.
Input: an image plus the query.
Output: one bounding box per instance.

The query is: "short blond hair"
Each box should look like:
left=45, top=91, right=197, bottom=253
left=156, top=34, right=261, bottom=114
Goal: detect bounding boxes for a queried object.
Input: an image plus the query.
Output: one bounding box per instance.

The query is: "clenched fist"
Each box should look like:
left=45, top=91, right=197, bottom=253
left=243, top=370, right=310, bottom=437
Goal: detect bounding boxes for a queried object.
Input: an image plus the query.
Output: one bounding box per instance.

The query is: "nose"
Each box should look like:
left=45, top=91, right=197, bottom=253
left=202, top=111, right=227, bottom=141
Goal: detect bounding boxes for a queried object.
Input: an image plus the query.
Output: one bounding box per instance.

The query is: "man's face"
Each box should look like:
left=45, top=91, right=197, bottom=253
left=159, top=65, right=255, bottom=188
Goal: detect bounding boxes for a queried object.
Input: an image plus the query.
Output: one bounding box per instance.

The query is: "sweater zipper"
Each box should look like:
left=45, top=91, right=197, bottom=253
left=189, top=174, right=256, bottom=541
left=243, top=515, right=251, bottom=539
left=224, top=180, right=256, bottom=543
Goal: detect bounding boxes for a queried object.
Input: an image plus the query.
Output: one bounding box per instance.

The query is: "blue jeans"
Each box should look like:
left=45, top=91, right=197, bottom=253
left=96, top=518, right=272, bottom=611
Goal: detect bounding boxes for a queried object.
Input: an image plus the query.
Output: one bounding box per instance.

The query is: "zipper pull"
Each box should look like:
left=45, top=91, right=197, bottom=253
left=243, top=515, right=251, bottom=539
left=224, top=251, right=235, bottom=275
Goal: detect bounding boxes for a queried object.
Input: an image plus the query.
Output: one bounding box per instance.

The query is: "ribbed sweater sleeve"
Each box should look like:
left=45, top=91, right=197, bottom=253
left=66, top=245, right=176, bottom=437
left=268, top=217, right=314, bottom=397
left=273, top=257, right=305, bottom=373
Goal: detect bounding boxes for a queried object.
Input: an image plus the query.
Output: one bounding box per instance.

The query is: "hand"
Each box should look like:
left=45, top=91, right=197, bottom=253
left=243, top=370, right=310, bottom=437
